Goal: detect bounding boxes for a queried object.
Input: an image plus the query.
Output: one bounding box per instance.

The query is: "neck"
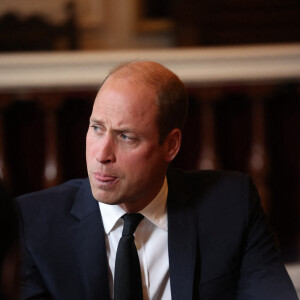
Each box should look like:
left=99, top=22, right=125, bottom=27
left=119, top=177, right=166, bottom=213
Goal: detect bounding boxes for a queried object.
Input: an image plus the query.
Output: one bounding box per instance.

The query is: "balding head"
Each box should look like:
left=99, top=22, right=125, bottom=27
left=101, top=61, right=188, bottom=144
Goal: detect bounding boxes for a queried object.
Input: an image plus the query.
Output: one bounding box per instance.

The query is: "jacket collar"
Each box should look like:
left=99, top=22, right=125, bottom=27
left=70, top=178, right=110, bottom=299
left=70, top=178, right=98, bottom=220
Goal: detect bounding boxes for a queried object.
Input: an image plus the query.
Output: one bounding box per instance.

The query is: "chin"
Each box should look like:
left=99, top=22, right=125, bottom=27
left=91, top=190, right=121, bottom=206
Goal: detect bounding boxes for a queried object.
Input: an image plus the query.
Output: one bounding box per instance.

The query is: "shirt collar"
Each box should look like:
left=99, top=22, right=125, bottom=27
left=99, top=177, right=168, bottom=234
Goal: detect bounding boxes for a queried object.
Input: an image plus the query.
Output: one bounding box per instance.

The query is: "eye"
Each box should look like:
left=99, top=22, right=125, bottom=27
left=91, top=125, right=100, bottom=132
left=120, top=133, right=131, bottom=140
left=90, top=124, right=104, bottom=134
left=119, top=133, right=137, bottom=143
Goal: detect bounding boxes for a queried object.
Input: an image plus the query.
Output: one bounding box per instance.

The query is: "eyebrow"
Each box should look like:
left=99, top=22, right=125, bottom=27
left=89, top=118, right=139, bottom=134
left=89, top=117, right=102, bottom=124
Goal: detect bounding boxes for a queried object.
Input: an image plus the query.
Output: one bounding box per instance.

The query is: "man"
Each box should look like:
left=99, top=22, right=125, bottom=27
left=16, top=61, right=298, bottom=300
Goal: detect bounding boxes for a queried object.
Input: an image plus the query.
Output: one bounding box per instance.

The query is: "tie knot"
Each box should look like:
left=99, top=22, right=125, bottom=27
left=122, top=213, right=144, bottom=236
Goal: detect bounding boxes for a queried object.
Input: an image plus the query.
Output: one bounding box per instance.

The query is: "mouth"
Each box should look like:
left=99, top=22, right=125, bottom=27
left=93, top=172, right=119, bottom=187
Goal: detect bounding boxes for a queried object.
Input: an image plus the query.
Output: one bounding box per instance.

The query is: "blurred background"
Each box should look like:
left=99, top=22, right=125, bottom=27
left=0, top=0, right=299, bottom=288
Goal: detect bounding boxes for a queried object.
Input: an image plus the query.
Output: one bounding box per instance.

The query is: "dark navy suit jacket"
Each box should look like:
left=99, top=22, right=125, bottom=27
left=16, top=169, right=298, bottom=299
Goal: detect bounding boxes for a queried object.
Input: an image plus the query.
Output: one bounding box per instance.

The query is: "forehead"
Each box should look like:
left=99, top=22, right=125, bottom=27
left=92, top=76, right=158, bottom=127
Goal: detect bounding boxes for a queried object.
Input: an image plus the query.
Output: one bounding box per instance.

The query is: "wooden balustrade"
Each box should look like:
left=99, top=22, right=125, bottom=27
left=39, top=94, right=64, bottom=188
left=196, top=88, right=222, bottom=170
left=246, top=86, right=272, bottom=214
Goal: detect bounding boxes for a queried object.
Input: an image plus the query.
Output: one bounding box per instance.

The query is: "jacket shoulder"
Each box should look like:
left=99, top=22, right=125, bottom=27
left=168, top=168, right=252, bottom=192
left=17, top=179, right=85, bottom=201
left=167, top=168, right=256, bottom=219
left=16, top=178, right=88, bottom=219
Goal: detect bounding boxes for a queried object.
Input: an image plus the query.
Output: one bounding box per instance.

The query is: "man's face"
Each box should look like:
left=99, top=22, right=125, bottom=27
left=86, top=76, right=171, bottom=212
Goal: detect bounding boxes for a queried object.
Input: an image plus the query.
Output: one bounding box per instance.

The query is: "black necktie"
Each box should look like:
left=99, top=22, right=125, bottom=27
left=114, top=213, right=144, bottom=300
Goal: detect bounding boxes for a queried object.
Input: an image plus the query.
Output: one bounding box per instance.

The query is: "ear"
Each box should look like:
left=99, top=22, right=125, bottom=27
left=163, top=128, right=182, bottom=163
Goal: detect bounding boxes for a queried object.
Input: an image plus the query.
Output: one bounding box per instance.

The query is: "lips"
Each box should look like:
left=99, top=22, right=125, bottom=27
left=93, top=172, right=119, bottom=186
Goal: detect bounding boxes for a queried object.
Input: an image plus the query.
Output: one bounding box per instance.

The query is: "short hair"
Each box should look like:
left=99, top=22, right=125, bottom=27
left=102, top=61, right=188, bottom=144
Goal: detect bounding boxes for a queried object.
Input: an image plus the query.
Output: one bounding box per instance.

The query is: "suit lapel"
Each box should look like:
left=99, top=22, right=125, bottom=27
left=167, top=170, right=198, bottom=300
left=70, top=179, right=110, bottom=300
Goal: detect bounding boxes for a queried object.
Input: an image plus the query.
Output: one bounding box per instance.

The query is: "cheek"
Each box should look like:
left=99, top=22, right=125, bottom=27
left=123, top=145, right=162, bottom=168
left=143, top=144, right=164, bottom=162
left=86, top=135, right=97, bottom=161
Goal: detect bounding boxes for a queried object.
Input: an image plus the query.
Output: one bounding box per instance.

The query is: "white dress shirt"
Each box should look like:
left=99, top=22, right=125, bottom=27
left=99, top=178, right=171, bottom=300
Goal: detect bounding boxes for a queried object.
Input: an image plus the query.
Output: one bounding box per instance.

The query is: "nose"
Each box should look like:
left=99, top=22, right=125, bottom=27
left=95, top=134, right=116, bottom=164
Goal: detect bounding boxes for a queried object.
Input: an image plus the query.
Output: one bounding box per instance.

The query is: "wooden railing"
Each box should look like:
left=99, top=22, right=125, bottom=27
left=0, top=44, right=300, bottom=261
